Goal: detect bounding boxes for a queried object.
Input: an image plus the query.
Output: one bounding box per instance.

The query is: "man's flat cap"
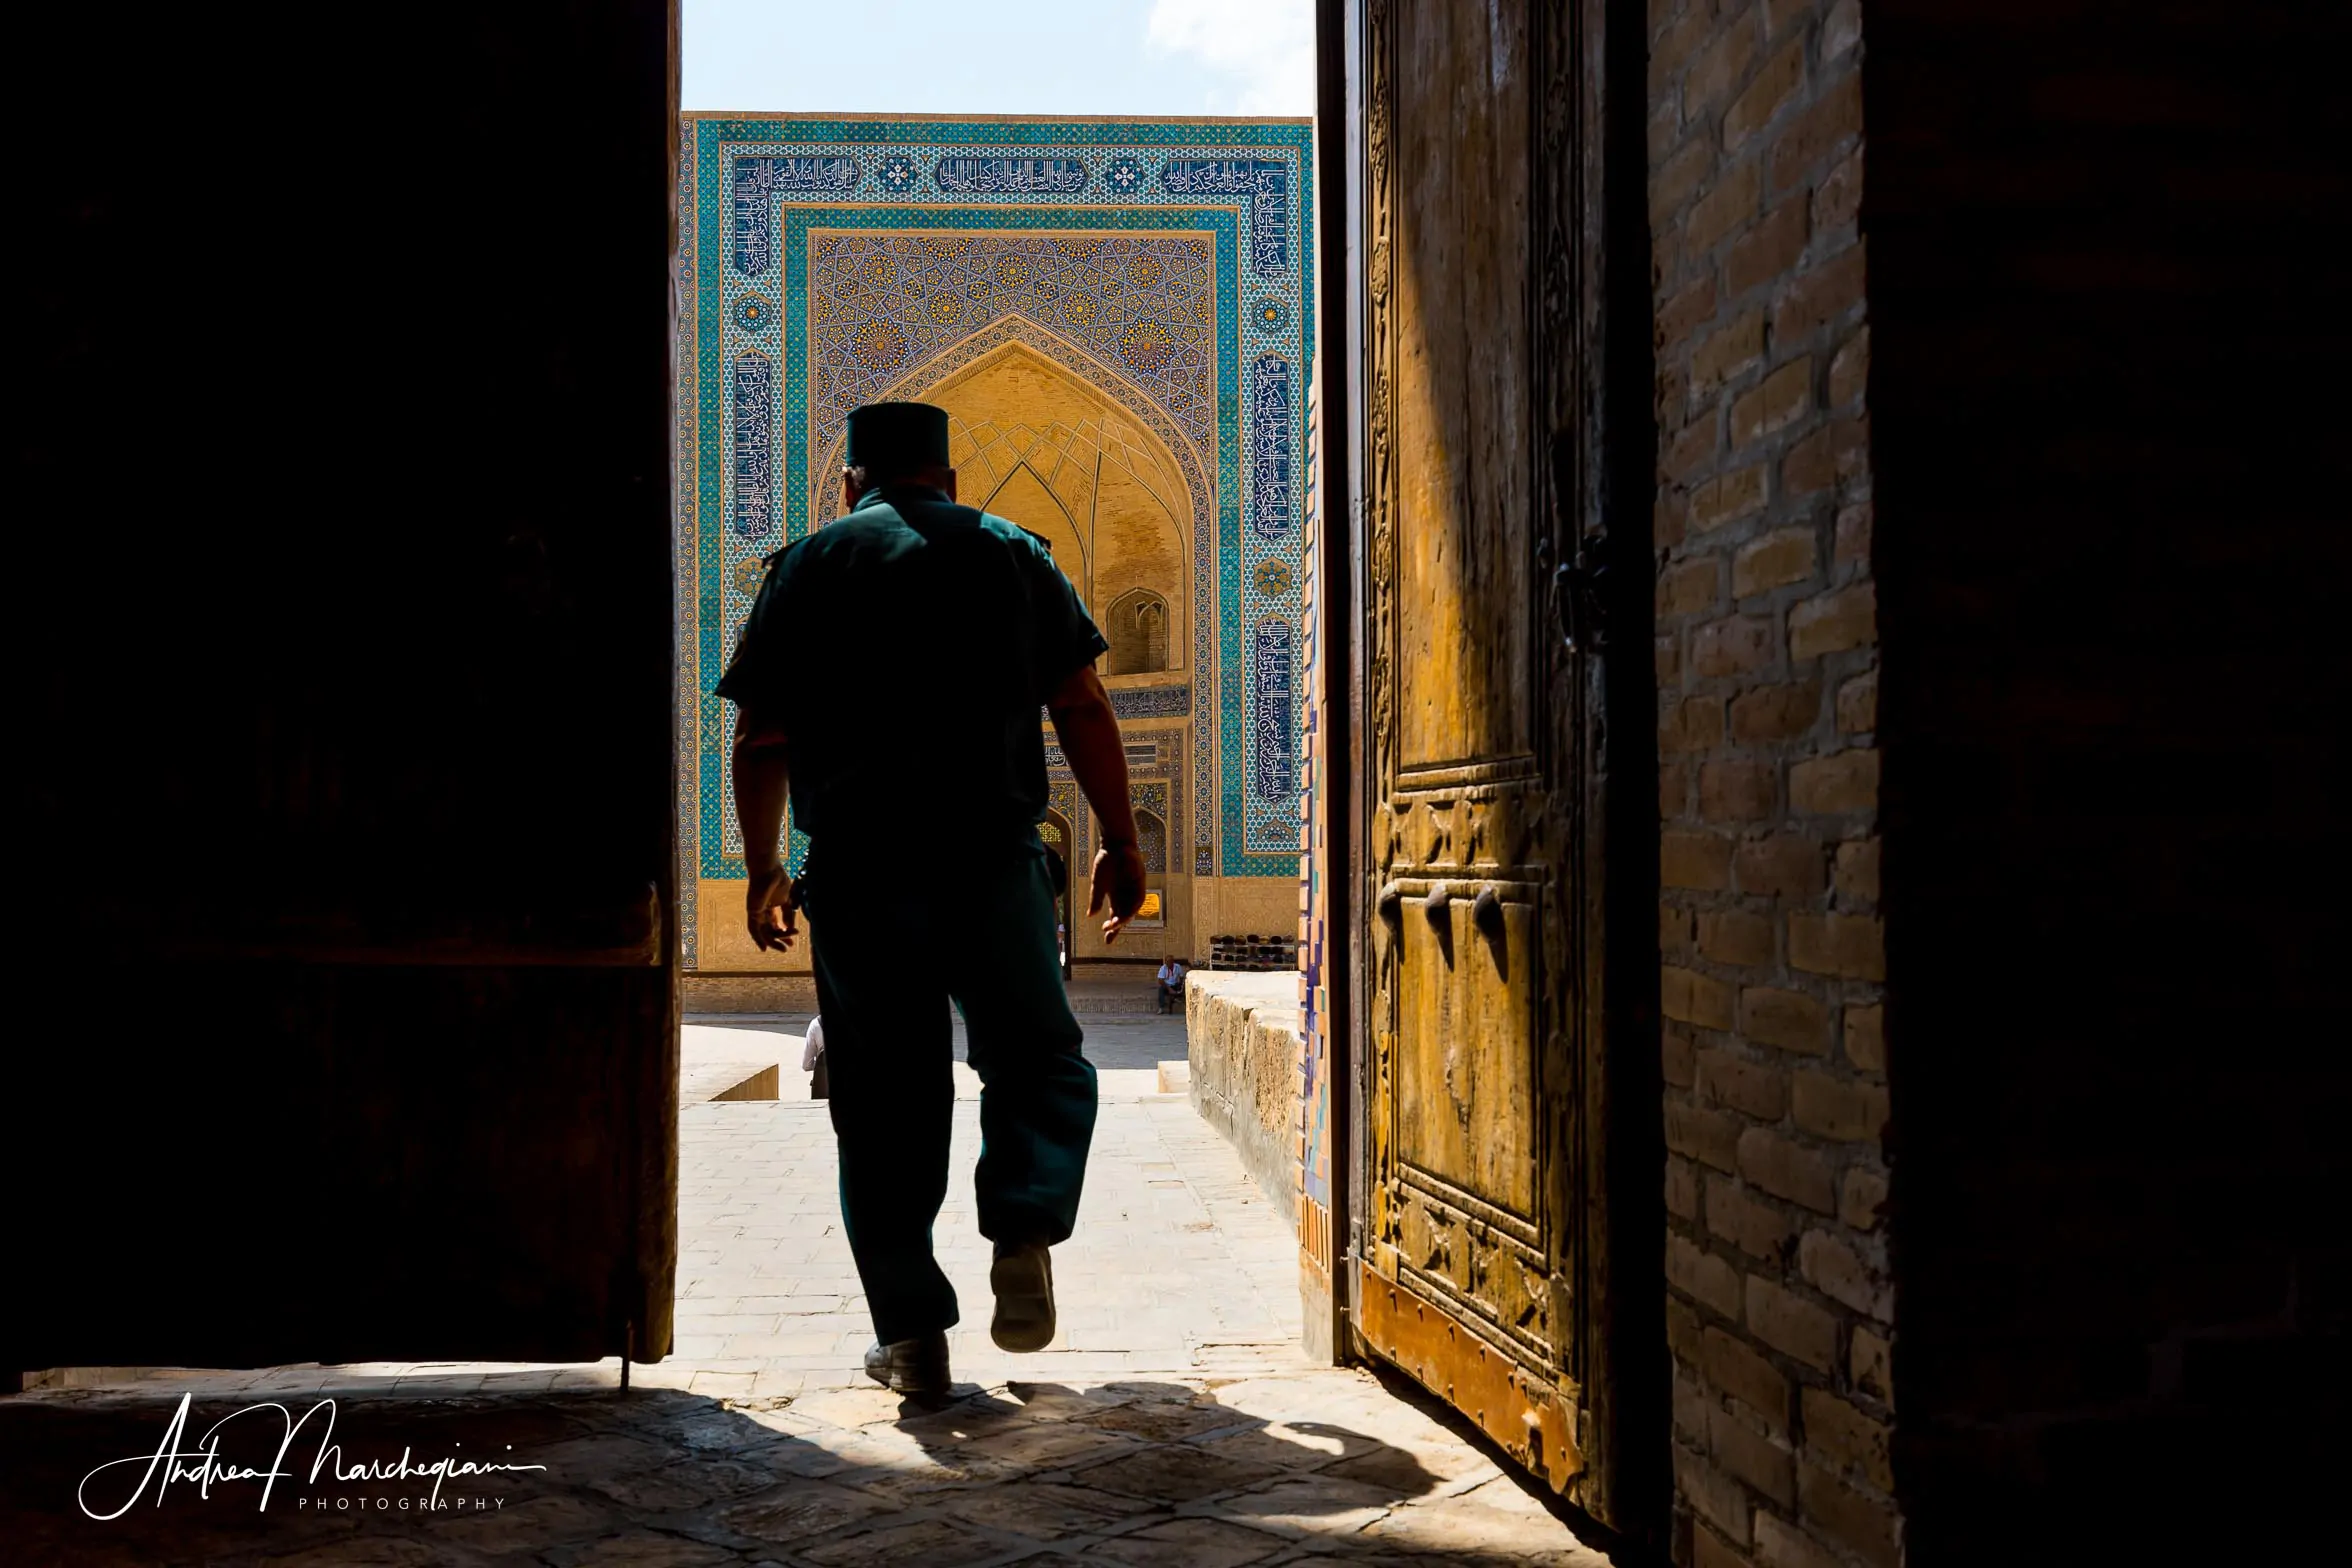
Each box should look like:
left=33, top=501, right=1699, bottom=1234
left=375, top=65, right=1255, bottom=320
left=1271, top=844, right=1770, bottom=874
left=846, top=401, right=950, bottom=472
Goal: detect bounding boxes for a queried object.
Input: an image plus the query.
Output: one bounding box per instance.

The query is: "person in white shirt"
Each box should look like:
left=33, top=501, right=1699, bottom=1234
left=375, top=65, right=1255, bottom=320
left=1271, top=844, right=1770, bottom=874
left=1156, top=955, right=1187, bottom=1014
left=802, top=1014, right=828, bottom=1099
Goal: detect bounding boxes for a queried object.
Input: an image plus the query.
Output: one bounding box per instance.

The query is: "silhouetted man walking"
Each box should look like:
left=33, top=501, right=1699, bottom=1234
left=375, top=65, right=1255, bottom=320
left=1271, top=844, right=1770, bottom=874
left=718, top=401, right=1147, bottom=1396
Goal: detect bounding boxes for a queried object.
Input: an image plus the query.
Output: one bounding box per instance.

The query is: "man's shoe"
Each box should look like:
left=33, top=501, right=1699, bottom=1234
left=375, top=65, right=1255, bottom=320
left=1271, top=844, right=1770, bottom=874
left=862, top=1332, right=951, bottom=1396
left=989, top=1240, right=1057, bottom=1352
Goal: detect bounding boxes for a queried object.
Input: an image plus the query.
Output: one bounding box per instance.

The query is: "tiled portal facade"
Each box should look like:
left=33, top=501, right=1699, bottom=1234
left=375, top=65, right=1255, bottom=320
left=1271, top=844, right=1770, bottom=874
left=677, top=116, right=1315, bottom=974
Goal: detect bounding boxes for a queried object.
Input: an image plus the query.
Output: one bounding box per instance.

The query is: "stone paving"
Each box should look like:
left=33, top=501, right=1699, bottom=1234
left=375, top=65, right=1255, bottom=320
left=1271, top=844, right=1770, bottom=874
left=2, top=1031, right=1615, bottom=1565
left=687, top=1014, right=1193, bottom=1075
left=4, top=1373, right=1612, bottom=1565
left=666, top=1079, right=1307, bottom=1394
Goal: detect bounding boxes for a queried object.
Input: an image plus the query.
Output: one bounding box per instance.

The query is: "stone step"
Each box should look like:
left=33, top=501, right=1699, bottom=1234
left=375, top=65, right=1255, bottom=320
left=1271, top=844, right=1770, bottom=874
left=687, top=1061, right=780, bottom=1102
left=683, top=990, right=1171, bottom=1020
left=1184, top=971, right=1305, bottom=1227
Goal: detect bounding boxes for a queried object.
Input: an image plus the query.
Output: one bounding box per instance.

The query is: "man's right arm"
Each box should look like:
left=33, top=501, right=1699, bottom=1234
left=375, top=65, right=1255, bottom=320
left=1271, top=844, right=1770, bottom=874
left=1047, top=662, right=1147, bottom=940
left=730, top=705, right=797, bottom=952
left=716, top=546, right=799, bottom=952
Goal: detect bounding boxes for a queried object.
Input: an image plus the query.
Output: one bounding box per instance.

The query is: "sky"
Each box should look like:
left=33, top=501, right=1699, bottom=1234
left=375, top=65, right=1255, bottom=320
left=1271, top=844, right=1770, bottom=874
left=683, top=0, right=1315, bottom=117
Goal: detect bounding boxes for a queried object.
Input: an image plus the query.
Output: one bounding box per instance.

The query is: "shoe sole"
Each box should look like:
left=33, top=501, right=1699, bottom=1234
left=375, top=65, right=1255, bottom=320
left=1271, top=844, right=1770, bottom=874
left=864, top=1338, right=952, bottom=1397
left=989, top=1248, right=1056, bottom=1353
left=865, top=1368, right=950, bottom=1397
left=864, top=1360, right=951, bottom=1397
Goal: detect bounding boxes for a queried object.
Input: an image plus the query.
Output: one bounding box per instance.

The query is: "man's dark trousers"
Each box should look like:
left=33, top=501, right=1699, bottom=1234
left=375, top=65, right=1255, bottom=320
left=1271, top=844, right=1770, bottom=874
left=803, top=831, right=1097, bottom=1345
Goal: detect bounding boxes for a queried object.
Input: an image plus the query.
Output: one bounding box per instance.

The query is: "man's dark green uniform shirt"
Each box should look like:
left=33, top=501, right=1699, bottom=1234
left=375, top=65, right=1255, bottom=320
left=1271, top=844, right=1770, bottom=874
left=716, top=485, right=1108, bottom=845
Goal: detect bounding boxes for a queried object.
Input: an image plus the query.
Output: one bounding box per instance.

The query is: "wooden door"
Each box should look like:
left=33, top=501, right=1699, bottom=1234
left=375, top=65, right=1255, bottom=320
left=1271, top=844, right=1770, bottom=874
left=5, top=0, right=681, bottom=1376
left=1350, top=0, right=1657, bottom=1525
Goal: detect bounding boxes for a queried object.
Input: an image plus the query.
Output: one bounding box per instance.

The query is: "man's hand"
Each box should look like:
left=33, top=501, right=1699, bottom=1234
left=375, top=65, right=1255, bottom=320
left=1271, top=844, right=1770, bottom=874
left=729, top=704, right=795, bottom=953
left=746, top=862, right=799, bottom=953
left=1088, top=841, right=1149, bottom=943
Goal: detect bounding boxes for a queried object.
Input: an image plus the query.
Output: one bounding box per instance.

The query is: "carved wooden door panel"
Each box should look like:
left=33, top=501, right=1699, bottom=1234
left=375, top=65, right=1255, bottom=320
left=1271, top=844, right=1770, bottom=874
left=1354, top=0, right=1635, bottom=1509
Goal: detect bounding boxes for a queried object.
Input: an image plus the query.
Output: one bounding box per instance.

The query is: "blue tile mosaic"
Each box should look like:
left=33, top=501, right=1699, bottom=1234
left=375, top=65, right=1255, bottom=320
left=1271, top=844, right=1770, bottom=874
left=936, top=156, right=1090, bottom=194
left=1160, top=159, right=1292, bottom=276
left=677, top=116, right=1313, bottom=958
left=1109, top=684, right=1191, bottom=719
left=1251, top=616, right=1297, bottom=801
left=730, top=353, right=776, bottom=540
left=1248, top=353, right=1294, bottom=540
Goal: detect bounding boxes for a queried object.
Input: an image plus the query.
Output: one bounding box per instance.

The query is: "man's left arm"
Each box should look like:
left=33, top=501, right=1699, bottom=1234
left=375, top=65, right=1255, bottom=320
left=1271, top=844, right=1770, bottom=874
left=1047, top=663, right=1147, bottom=941
left=731, top=706, right=797, bottom=952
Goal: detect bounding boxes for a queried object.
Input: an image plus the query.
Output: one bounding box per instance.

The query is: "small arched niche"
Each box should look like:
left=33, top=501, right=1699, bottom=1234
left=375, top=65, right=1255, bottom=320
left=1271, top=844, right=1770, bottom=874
left=1134, top=806, right=1169, bottom=876
left=1104, top=588, right=1173, bottom=676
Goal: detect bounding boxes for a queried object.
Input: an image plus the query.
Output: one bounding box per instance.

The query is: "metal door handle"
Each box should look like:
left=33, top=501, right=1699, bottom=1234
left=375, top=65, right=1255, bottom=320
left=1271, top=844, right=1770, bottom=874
left=1553, top=535, right=1610, bottom=653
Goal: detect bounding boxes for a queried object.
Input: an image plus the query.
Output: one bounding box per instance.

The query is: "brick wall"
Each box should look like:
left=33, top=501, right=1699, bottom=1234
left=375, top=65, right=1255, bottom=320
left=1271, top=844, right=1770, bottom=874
left=1646, top=2, right=1896, bottom=1564
left=1860, top=5, right=2352, bottom=1561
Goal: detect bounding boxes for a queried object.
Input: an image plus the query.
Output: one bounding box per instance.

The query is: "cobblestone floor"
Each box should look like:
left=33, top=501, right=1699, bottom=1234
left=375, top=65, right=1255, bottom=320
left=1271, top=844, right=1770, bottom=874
left=3, top=1063, right=1613, bottom=1564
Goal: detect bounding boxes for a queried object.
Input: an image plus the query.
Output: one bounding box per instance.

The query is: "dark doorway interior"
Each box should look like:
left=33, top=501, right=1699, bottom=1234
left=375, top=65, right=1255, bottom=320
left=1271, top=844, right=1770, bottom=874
left=8, top=1, right=684, bottom=1373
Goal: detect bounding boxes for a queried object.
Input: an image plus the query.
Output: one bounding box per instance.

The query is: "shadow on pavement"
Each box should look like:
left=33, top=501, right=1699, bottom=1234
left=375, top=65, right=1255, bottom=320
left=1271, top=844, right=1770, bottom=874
left=0, top=1369, right=1612, bottom=1565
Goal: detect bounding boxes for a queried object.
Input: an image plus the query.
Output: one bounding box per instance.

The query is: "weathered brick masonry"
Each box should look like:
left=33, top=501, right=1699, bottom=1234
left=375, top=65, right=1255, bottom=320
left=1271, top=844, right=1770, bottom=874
left=1646, top=2, right=1893, bottom=1565
left=1646, top=1, right=2352, bottom=1560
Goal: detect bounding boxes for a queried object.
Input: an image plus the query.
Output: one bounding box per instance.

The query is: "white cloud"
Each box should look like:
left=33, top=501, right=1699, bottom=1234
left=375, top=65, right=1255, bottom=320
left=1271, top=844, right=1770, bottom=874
left=1145, top=0, right=1316, bottom=115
